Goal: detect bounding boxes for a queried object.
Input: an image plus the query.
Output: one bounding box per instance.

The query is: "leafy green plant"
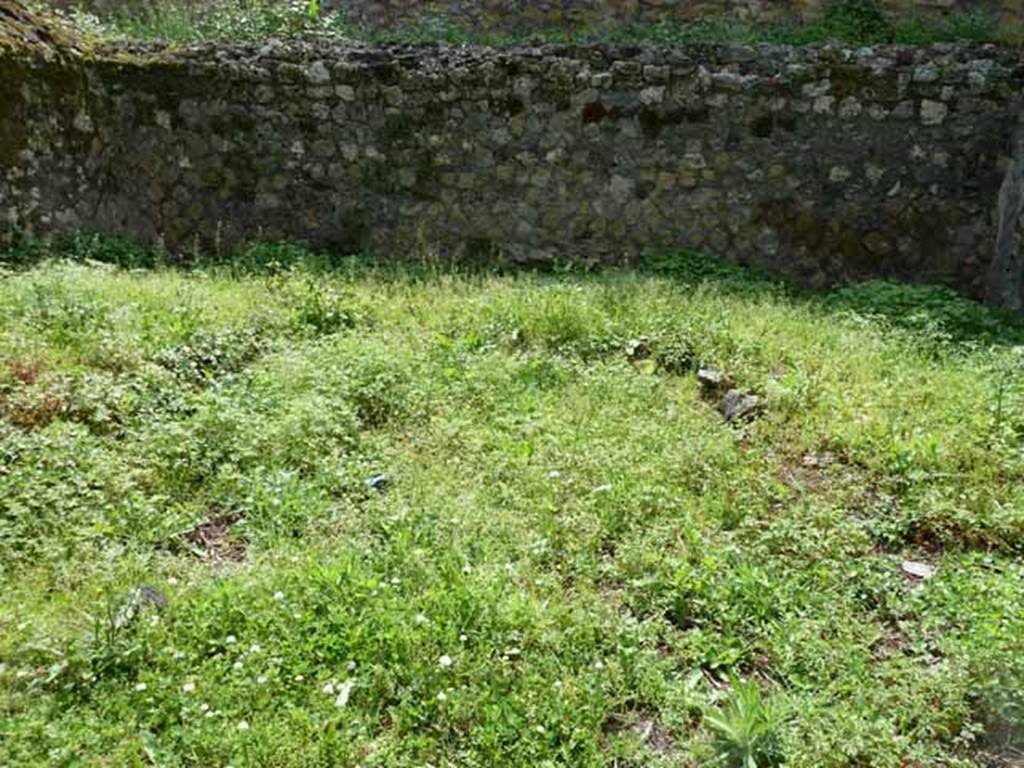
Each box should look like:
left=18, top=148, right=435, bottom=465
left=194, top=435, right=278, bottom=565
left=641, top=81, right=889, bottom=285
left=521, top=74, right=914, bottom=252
left=57, top=232, right=160, bottom=269
left=826, top=280, right=1024, bottom=344
left=152, top=325, right=269, bottom=386
left=285, top=277, right=360, bottom=336
left=820, top=0, right=889, bottom=40
left=706, top=678, right=785, bottom=768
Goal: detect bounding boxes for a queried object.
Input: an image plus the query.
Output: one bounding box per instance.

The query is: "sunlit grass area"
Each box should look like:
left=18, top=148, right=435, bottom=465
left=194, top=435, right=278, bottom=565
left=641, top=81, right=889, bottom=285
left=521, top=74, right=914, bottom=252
left=40, top=0, right=1019, bottom=46
left=1, top=242, right=1022, bottom=766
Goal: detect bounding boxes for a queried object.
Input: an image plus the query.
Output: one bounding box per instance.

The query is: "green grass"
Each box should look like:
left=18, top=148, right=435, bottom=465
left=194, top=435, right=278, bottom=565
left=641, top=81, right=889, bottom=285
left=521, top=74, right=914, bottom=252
left=43, top=0, right=1020, bottom=47
left=1, top=242, right=1022, bottom=766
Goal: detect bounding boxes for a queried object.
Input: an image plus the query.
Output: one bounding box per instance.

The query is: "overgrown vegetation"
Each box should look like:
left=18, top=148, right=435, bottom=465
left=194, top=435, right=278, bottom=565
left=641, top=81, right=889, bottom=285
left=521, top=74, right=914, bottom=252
left=39, top=0, right=1020, bottom=46
left=1, top=236, right=1021, bottom=766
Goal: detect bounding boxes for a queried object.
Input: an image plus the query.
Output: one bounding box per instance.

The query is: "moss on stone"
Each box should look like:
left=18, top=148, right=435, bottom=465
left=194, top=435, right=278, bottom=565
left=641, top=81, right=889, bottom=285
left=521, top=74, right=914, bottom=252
left=0, top=0, right=81, bottom=59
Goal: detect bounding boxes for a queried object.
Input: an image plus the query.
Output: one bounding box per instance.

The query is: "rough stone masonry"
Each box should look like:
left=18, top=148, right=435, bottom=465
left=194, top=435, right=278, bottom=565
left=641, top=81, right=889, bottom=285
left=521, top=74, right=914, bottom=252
left=2, top=13, right=1024, bottom=304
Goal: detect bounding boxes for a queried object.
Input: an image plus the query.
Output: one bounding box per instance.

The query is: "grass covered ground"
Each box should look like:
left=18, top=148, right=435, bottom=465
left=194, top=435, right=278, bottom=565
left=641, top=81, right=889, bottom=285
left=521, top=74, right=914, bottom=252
left=40, top=0, right=1021, bottom=47
left=0, top=242, right=1022, bottom=767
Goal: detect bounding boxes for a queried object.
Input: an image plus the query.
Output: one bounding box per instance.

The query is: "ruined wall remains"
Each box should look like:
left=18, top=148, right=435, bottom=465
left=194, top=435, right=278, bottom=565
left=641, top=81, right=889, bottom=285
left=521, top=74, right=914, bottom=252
left=2, top=35, right=1023, bottom=299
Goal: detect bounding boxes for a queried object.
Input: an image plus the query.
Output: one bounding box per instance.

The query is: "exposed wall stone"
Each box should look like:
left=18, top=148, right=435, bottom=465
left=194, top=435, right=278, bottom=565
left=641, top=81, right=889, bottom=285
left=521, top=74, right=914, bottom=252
left=2, top=38, right=1022, bottom=302
left=989, top=120, right=1024, bottom=311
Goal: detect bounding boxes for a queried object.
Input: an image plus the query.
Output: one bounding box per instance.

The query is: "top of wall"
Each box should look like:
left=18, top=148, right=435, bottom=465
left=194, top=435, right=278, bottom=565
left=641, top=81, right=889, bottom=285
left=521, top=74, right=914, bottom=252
left=83, top=35, right=1024, bottom=79
left=0, top=0, right=79, bottom=58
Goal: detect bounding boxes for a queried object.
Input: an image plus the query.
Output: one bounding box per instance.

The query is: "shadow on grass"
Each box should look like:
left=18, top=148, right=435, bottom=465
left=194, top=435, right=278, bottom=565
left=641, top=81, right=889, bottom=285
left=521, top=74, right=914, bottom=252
left=3, top=232, right=1022, bottom=347
left=634, top=249, right=1024, bottom=347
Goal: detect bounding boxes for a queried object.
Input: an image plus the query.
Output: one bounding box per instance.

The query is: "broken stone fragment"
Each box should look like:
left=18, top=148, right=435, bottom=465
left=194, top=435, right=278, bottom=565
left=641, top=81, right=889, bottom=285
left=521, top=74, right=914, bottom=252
left=114, top=584, right=168, bottom=630
left=721, top=389, right=761, bottom=422
left=697, top=367, right=733, bottom=395
left=901, top=560, right=935, bottom=580
left=365, top=474, right=389, bottom=492
left=625, top=337, right=651, bottom=361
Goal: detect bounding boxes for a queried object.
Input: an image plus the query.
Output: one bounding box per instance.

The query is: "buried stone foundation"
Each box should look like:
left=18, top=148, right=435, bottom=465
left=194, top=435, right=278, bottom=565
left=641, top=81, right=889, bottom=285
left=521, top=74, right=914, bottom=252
left=0, top=5, right=1023, bottom=309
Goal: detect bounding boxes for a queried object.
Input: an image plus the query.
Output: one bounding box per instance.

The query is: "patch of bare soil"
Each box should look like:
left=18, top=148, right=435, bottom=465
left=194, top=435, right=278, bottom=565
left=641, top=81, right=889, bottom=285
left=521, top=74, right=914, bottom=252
left=184, top=509, right=247, bottom=562
left=978, top=715, right=1024, bottom=768
left=603, top=709, right=675, bottom=755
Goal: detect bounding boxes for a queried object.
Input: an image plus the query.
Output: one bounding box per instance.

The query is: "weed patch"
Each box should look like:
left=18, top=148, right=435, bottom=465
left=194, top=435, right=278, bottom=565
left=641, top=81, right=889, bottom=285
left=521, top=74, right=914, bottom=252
left=0, top=245, right=1021, bottom=767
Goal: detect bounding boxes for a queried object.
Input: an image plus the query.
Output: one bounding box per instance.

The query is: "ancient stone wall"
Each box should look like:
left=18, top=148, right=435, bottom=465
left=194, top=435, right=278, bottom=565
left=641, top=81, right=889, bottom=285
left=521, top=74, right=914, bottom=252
left=2, top=38, right=1022, bottom=298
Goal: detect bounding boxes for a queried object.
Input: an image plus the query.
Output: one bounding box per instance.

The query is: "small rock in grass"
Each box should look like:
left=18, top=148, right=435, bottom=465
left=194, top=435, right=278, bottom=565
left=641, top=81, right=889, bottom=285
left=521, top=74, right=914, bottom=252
left=697, top=367, right=729, bottom=393
left=721, top=389, right=761, bottom=423
left=114, top=585, right=168, bottom=629
left=902, top=560, right=935, bottom=581
left=625, top=337, right=651, bottom=361
left=365, top=474, right=389, bottom=492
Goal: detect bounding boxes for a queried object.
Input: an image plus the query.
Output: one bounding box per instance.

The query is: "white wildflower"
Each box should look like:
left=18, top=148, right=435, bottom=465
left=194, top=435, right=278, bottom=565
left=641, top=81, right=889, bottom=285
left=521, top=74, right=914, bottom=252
left=436, top=691, right=447, bottom=702
left=182, top=681, right=196, bottom=694
left=438, top=655, right=453, bottom=669
left=273, top=591, right=285, bottom=601
left=237, top=720, right=250, bottom=732
left=225, top=635, right=237, bottom=645
left=322, top=681, right=335, bottom=695
left=134, top=682, right=147, bottom=692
